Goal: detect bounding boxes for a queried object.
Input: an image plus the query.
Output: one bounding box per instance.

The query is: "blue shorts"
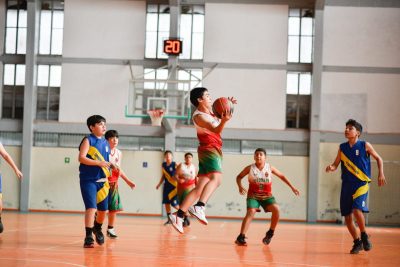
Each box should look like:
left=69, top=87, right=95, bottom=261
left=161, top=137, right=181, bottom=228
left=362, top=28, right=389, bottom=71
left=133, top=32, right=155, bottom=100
left=162, top=182, right=178, bottom=207
left=80, top=179, right=111, bottom=211
left=0, top=173, right=2, bottom=198
left=340, top=180, right=369, bottom=216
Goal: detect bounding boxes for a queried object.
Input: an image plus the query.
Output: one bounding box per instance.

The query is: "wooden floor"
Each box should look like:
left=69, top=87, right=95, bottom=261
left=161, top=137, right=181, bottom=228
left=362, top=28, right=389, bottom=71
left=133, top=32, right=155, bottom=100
left=0, top=212, right=399, bottom=267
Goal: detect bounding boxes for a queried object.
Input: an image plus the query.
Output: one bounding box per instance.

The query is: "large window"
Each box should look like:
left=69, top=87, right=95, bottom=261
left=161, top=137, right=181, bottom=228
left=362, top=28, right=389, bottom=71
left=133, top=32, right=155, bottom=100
left=145, top=4, right=170, bottom=59
left=36, top=65, right=61, bottom=120
left=39, top=1, right=64, bottom=55
left=2, top=64, right=25, bottom=119
left=5, top=0, right=27, bottom=54
left=180, top=5, right=205, bottom=60
left=287, top=8, right=314, bottom=63
left=286, top=72, right=311, bottom=129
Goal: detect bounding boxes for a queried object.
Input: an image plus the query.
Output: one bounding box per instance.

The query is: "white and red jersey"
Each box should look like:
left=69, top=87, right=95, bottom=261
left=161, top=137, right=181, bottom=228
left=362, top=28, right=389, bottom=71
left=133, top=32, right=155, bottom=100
left=108, top=148, right=121, bottom=182
left=178, top=163, right=196, bottom=188
left=193, top=109, right=222, bottom=147
left=247, top=163, right=273, bottom=200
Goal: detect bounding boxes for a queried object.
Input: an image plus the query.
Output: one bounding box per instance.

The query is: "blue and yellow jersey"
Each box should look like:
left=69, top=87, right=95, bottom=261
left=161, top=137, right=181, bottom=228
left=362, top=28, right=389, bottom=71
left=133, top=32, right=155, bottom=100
left=79, top=134, right=111, bottom=181
left=162, top=162, right=177, bottom=187
left=340, top=140, right=371, bottom=182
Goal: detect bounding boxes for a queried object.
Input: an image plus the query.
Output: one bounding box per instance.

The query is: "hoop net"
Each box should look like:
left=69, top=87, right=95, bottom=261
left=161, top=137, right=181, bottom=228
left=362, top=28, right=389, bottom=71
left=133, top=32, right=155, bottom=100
left=148, top=109, right=165, bottom=126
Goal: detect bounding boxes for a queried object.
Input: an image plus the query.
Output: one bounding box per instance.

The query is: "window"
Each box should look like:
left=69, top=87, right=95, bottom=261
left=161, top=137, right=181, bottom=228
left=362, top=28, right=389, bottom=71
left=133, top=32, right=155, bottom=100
left=177, top=69, right=202, bottom=125
left=2, top=64, right=25, bottom=119
left=287, top=8, right=314, bottom=63
left=180, top=5, right=205, bottom=60
left=39, top=1, right=64, bottom=55
left=286, top=72, right=311, bottom=129
left=145, top=4, right=170, bottom=59
left=5, top=0, right=27, bottom=54
left=36, top=65, right=61, bottom=120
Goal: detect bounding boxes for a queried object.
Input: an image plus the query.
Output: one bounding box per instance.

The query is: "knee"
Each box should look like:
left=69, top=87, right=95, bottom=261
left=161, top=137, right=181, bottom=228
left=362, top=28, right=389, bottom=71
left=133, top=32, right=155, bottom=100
left=247, top=209, right=257, bottom=217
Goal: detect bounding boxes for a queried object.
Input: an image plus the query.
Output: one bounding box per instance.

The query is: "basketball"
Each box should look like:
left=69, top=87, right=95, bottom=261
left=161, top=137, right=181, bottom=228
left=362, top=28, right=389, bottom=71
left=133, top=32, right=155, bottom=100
left=212, top=97, right=234, bottom=119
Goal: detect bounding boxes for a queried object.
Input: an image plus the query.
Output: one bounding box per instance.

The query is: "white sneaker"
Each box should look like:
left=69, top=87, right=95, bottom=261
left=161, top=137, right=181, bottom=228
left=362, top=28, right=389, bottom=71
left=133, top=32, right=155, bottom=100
left=168, top=212, right=184, bottom=234
left=107, top=228, right=118, bottom=239
left=188, top=205, right=208, bottom=225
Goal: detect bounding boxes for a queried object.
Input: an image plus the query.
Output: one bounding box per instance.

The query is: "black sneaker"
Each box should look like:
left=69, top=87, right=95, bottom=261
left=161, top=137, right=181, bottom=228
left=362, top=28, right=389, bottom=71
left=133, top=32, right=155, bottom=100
left=83, top=236, right=95, bottom=248
left=350, top=238, right=364, bottom=254
left=183, top=216, right=190, bottom=227
left=235, top=234, right=247, bottom=246
left=361, top=232, right=372, bottom=251
left=0, top=219, right=3, bottom=233
left=92, top=227, right=105, bottom=246
left=164, top=220, right=171, bottom=226
left=262, top=231, right=274, bottom=245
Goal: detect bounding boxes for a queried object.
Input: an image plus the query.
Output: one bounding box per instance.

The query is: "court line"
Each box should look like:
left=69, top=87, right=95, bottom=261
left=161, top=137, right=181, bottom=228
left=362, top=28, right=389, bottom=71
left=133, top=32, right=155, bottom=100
left=220, top=221, right=227, bottom=227
left=44, top=240, right=83, bottom=250
left=6, top=224, right=67, bottom=232
left=0, top=258, right=86, bottom=267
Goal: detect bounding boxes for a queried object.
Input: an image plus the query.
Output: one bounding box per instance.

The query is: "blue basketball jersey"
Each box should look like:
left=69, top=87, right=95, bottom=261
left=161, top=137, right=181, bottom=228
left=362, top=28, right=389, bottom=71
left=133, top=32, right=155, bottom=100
left=340, top=140, right=371, bottom=182
left=162, top=162, right=177, bottom=187
left=79, top=134, right=111, bottom=181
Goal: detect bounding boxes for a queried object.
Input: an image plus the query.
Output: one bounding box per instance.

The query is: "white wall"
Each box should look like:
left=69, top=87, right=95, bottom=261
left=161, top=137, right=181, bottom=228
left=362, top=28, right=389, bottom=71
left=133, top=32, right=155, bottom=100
left=59, top=63, right=142, bottom=124
left=203, top=68, right=287, bottom=130
left=0, top=146, right=21, bottom=210
left=0, top=0, right=5, bottom=54
left=323, top=7, right=400, bottom=68
left=204, top=3, right=288, bottom=64
left=63, top=0, right=146, bottom=59
left=321, top=72, right=400, bottom=133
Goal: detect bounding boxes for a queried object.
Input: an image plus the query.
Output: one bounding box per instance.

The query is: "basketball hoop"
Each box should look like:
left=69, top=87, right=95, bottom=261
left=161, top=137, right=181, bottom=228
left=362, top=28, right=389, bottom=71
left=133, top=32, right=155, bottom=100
left=148, top=109, right=165, bottom=126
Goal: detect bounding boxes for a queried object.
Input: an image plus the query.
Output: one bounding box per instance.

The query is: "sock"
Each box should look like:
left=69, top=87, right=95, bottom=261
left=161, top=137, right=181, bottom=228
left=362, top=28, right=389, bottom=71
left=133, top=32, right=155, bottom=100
left=167, top=213, right=171, bottom=217
left=94, top=220, right=102, bottom=230
left=177, top=209, right=185, bottom=218
left=196, top=201, right=205, bottom=207
left=108, top=226, right=114, bottom=230
left=85, top=227, right=93, bottom=237
left=361, top=231, right=367, bottom=236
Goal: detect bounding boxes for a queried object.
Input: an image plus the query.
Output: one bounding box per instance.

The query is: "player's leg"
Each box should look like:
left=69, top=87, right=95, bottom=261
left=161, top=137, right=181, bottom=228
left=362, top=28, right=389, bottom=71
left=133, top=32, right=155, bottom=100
left=107, top=212, right=118, bottom=239
left=107, top=181, right=122, bottom=239
left=198, top=172, right=222, bottom=204
left=80, top=180, right=97, bottom=248
left=0, top=198, right=3, bottom=234
left=236, top=205, right=258, bottom=246
left=352, top=182, right=372, bottom=251
left=263, top=200, right=279, bottom=245
left=92, top=181, right=110, bottom=246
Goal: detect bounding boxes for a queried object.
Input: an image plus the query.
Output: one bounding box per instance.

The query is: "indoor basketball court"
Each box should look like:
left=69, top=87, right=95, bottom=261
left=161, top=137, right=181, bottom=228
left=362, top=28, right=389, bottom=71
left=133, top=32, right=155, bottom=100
left=0, top=0, right=399, bottom=266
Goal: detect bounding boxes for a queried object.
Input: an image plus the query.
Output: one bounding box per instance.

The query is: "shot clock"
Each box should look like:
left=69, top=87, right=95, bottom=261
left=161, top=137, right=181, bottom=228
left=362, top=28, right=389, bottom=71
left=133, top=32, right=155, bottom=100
left=164, top=39, right=182, bottom=56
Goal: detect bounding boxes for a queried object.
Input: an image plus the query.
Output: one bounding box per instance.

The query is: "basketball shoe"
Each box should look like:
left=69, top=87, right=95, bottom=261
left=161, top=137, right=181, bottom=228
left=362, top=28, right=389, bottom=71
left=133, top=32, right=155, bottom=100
left=93, top=226, right=105, bottom=245
left=361, top=232, right=372, bottom=251
left=262, top=230, right=274, bottom=245
left=188, top=205, right=208, bottom=225
left=169, top=212, right=184, bottom=234
left=350, top=238, right=364, bottom=254
left=107, top=228, right=118, bottom=239
left=83, top=236, right=95, bottom=248
left=235, top=234, right=247, bottom=246
left=0, top=217, right=3, bottom=233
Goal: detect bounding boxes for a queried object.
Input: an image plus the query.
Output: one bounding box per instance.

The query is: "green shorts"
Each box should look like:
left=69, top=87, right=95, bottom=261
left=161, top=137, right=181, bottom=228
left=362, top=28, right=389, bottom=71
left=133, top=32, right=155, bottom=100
left=177, top=185, right=194, bottom=205
left=247, top=197, right=277, bottom=213
left=198, top=144, right=223, bottom=176
left=108, top=181, right=123, bottom=212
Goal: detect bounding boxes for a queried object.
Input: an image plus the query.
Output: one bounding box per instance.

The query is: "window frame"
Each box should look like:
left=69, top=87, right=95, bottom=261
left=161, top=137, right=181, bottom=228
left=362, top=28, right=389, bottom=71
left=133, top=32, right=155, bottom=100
left=39, top=0, right=65, bottom=56
left=180, top=5, right=205, bottom=60
left=2, top=64, right=25, bottom=119
left=145, top=4, right=170, bottom=59
left=4, top=0, right=28, bottom=55
left=36, top=64, right=61, bottom=121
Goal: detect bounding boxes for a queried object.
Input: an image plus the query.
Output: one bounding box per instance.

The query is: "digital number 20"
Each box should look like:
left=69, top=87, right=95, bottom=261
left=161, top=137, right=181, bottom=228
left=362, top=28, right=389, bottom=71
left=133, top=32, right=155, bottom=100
left=165, top=40, right=180, bottom=53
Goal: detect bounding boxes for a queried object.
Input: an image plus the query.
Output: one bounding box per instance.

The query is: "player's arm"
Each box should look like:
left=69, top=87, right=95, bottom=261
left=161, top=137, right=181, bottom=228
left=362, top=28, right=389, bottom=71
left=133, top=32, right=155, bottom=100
left=78, top=138, right=111, bottom=168
left=173, top=163, right=183, bottom=183
left=0, top=142, right=23, bottom=179
left=236, top=165, right=251, bottom=195
left=271, top=166, right=300, bottom=196
left=195, top=166, right=199, bottom=185
left=326, top=147, right=341, bottom=173
left=118, top=153, right=135, bottom=189
left=156, top=165, right=165, bottom=190
left=193, top=110, right=233, bottom=135
left=366, top=142, right=387, bottom=187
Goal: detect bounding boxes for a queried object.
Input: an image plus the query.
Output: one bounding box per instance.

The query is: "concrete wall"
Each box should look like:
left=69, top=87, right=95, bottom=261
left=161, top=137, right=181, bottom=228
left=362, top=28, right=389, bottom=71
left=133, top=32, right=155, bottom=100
left=0, top=0, right=5, bottom=55
left=63, top=0, right=146, bottom=59
left=0, top=146, right=22, bottom=210
left=204, top=3, right=288, bottom=64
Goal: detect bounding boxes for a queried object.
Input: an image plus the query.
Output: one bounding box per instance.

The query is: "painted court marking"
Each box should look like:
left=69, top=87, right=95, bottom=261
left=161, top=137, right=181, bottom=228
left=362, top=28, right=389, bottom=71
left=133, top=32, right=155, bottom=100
left=220, top=221, right=227, bottom=227
left=0, top=258, right=86, bottom=267
left=6, top=224, right=67, bottom=232
left=44, top=241, right=83, bottom=250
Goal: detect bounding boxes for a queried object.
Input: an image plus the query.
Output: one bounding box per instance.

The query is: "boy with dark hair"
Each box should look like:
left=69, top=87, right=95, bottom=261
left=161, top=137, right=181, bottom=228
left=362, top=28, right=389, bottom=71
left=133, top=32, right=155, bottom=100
left=169, top=87, right=236, bottom=234
left=78, top=115, right=118, bottom=248
left=326, top=119, right=387, bottom=254
left=0, top=141, right=23, bottom=233
left=235, top=148, right=300, bottom=246
left=156, top=150, right=179, bottom=225
left=174, top=152, right=198, bottom=227
left=105, top=130, right=136, bottom=239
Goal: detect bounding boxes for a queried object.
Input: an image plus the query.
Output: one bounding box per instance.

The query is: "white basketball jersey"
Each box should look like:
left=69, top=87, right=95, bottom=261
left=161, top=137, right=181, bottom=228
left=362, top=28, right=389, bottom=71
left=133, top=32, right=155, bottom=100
left=108, top=148, right=121, bottom=182
left=179, top=163, right=196, bottom=181
left=248, top=163, right=272, bottom=186
left=192, top=109, right=222, bottom=146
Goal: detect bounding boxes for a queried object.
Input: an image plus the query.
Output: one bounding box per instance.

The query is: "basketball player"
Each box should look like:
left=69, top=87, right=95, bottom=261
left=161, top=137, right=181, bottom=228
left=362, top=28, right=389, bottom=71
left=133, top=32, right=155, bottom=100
left=326, top=119, right=386, bottom=254
left=235, top=148, right=300, bottom=246
left=174, top=153, right=198, bottom=227
left=169, top=87, right=236, bottom=234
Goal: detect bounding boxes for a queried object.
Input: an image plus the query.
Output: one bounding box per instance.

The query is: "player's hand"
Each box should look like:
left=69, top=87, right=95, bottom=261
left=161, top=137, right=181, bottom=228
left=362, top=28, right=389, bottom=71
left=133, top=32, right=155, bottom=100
left=378, top=174, right=387, bottom=187
left=179, top=178, right=185, bottom=184
left=326, top=165, right=336, bottom=173
left=238, top=185, right=247, bottom=195
left=98, top=161, right=111, bottom=168
left=228, top=97, right=237, bottom=104
left=221, top=110, right=233, bottom=122
left=292, top=187, right=300, bottom=196
left=110, top=162, right=119, bottom=171
left=156, top=184, right=161, bottom=190
left=126, top=180, right=136, bottom=189
left=15, top=169, right=23, bottom=179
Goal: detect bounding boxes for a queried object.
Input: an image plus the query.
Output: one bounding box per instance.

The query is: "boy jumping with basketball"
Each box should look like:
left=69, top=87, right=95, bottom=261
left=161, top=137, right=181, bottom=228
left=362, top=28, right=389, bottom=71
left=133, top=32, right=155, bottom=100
left=0, top=142, right=23, bottom=233
left=169, top=87, right=236, bottom=234
left=105, top=130, right=136, bottom=239
left=326, top=119, right=386, bottom=254
left=174, top=153, right=198, bottom=227
left=79, top=115, right=118, bottom=248
left=156, top=151, right=179, bottom=225
left=235, top=148, right=300, bottom=246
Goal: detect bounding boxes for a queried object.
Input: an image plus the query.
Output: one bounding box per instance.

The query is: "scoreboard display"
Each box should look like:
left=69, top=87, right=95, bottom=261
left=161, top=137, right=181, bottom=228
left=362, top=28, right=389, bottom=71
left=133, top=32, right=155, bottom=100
left=164, top=40, right=182, bottom=56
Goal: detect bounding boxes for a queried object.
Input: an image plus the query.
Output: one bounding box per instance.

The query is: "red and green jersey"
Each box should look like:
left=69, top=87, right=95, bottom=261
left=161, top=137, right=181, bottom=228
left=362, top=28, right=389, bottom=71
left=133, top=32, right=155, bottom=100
left=247, top=163, right=273, bottom=200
